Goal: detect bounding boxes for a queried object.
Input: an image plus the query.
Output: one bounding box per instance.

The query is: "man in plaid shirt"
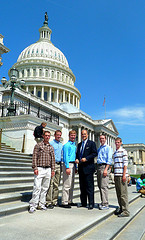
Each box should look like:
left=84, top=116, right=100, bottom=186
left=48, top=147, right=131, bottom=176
left=29, top=131, right=55, bottom=213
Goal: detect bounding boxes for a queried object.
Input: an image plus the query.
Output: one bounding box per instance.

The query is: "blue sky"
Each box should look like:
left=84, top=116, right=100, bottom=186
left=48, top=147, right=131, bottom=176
left=0, top=0, right=145, bottom=144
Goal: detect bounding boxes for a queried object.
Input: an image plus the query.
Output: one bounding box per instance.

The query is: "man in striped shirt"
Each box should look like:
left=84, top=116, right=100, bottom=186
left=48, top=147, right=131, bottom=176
left=113, top=137, right=130, bottom=217
left=29, top=131, right=55, bottom=213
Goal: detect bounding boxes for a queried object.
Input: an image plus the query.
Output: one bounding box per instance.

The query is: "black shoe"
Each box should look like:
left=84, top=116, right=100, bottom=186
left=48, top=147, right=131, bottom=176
left=46, top=204, right=54, bottom=209
left=60, top=204, right=71, bottom=208
left=77, top=204, right=87, bottom=208
left=114, top=207, right=122, bottom=215
left=88, top=205, right=94, bottom=210
left=69, top=202, right=77, bottom=206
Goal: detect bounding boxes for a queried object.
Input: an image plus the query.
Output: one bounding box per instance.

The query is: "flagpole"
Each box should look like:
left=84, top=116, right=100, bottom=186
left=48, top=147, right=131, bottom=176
left=105, top=99, right=106, bottom=119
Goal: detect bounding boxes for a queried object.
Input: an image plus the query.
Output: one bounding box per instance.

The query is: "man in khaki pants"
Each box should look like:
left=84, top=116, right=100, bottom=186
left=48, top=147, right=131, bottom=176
left=113, top=137, right=130, bottom=217
left=60, top=130, right=77, bottom=208
left=46, top=130, right=63, bottom=208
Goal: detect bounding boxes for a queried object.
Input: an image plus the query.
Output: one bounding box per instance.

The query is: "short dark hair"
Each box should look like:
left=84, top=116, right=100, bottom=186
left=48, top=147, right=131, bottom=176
left=43, top=131, right=50, bottom=136
left=54, top=130, right=62, bottom=135
left=140, top=173, right=145, bottom=180
left=100, top=133, right=106, bottom=139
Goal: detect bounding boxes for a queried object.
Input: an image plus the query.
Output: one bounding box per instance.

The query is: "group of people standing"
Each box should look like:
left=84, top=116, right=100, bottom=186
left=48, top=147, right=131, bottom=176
left=29, top=124, right=130, bottom=218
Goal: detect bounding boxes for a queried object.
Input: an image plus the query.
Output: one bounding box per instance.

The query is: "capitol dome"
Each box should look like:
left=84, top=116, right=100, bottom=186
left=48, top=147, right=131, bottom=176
left=17, top=40, right=69, bottom=68
left=10, top=13, right=81, bottom=109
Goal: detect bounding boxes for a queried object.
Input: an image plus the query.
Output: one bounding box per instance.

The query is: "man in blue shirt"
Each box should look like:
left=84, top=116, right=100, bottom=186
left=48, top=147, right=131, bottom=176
left=61, top=130, right=77, bottom=208
left=46, top=130, right=63, bottom=208
left=97, top=134, right=112, bottom=210
left=136, top=174, right=145, bottom=195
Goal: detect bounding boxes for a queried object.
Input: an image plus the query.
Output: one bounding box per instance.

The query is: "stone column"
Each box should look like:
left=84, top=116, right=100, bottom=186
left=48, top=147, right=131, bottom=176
left=72, top=95, right=75, bottom=106
left=133, top=151, right=137, bottom=164
left=30, top=68, right=33, bottom=77
left=78, top=98, right=80, bottom=109
left=137, top=150, right=139, bottom=163
left=89, top=131, right=92, bottom=140
left=92, top=132, right=95, bottom=141
left=36, top=68, right=39, bottom=77
left=26, top=86, right=29, bottom=92
left=56, top=89, right=59, bottom=103
left=41, top=86, right=44, bottom=100
left=49, top=87, right=52, bottom=102
left=76, top=96, right=77, bottom=107
left=68, top=93, right=71, bottom=103
left=78, top=125, right=81, bottom=143
left=24, top=69, right=27, bottom=77
left=63, top=90, right=65, bottom=102
left=19, top=71, right=22, bottom=78
left=34, top=86, right=36, bottom=96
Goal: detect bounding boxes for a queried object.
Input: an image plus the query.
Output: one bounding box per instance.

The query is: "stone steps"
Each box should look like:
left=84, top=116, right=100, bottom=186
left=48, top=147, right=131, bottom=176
left=114, top=206, right=145, bottom=240
left=63, top=187, right=143, bottom=240
left=78, top=197, right=145, bottom=240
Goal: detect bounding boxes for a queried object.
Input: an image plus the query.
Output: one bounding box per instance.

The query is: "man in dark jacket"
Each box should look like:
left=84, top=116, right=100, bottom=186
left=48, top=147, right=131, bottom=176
left=34, top=122, right=47, bottom=143
left=76, top=130, right=97, bottom=210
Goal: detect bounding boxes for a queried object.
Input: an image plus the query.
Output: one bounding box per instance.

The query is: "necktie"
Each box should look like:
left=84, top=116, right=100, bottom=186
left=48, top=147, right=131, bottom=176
left=80, top=141, right=84, bottom=160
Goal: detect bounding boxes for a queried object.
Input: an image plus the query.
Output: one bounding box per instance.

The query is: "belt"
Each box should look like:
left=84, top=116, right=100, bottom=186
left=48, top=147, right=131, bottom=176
left=37, top=166, right=50, bottom=168
left=69, top=161, right=75, bottom=164
left=56, top=162, right=61, bottom=165
left=98, top=163, right=106, bottom=166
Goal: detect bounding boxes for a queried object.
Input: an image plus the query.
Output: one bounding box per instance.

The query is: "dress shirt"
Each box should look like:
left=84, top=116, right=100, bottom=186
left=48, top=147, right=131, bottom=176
left=32, top=141, right=55, bottom=171
left=63, top=140, right=76, bottom=168
left=50, top=139, right=63, bottom=162
left=80, top=139, right=88, bottom=153
left=97, top=144, right=112, bottom=165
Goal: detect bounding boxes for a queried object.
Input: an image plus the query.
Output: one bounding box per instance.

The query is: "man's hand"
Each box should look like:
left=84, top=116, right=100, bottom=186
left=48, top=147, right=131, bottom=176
left=66, top=168, right=71, bottom=175
left=51, top=171, right=55, bottom=177
left=103, top=168, right=107, bottom=177
left=75, top=159, right=79, bottom=164
left=122, top=175, right=126, bottom=182
left=34, top=169, right=38, bottom=175
left=81, top=158, right=87, bottom=162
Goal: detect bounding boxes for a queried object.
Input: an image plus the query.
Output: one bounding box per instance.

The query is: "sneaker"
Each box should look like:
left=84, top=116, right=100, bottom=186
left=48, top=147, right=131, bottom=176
left=37, top=205, right=47, bottom=211
left=28, top=206, right=36, bottom=213
left=99, top=205, right=109, bottom=210
left=118, top=213, right=130, bottom=217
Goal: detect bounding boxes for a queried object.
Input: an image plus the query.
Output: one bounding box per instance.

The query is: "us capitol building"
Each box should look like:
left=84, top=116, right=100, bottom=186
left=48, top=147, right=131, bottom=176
left=0, top=13, right=119, bottom=154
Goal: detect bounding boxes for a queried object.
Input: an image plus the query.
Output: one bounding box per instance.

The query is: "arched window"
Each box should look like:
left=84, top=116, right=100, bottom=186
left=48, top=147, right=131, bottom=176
left=62, top=73, right=64, bottom=82
left=51, top=70, right=54, bottom=78
left=22, top=70, right=24, bottom=78
left=39, top=69, right=42, bottom=77
left=33, top=69, right=36, bottom=77
left=27, top=69, right=30, bottom=77
left=45, top=69, right=48, bottom=77
left=57, top=72, right=60, bottom=80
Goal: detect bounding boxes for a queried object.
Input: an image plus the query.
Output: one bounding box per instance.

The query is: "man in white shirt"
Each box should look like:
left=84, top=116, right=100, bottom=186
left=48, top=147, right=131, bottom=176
left=113, top=137, right=130, bottom=217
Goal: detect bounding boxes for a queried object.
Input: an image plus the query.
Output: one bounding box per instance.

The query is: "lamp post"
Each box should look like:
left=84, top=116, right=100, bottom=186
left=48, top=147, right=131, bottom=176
left=2, top=68, right=25, bottom=116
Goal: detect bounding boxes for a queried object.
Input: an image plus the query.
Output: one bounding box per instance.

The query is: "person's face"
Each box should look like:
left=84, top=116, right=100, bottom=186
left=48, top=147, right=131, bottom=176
left=115, top=140, right=122, bottom=150
left=43, top=132, right=50, bottom=142
left=100, top=135, right=106, bottom=145
left=42, top=123, right=46, bottom=128
left=69, top=133, right=76, bottom=142
left=81, top=130, right=88, bottom=141
left=55, top=132, right=62, bottom=142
